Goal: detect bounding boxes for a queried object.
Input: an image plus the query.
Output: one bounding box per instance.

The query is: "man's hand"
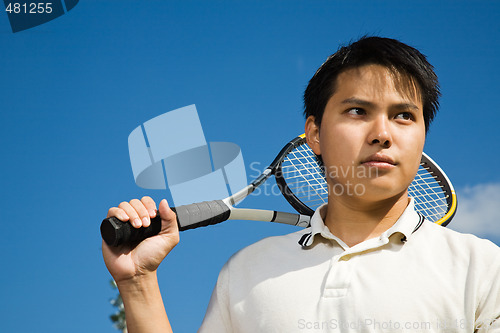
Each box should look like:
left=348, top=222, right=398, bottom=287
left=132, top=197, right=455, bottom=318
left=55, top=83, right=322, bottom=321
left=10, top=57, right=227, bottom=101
left=102, top=196, right=179, bottom=283
left=101, top=196, right=178, bottom=332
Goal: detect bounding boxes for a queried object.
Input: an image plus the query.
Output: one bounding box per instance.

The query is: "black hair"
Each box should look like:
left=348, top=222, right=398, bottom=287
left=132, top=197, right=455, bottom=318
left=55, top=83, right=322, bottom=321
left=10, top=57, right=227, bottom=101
left=303, top=36, right=440, bottom=132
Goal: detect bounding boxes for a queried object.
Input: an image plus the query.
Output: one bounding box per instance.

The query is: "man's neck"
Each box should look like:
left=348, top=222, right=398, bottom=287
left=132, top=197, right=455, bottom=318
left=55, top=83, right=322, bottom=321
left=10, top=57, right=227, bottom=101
left=323, top=191, right=410, bottom=247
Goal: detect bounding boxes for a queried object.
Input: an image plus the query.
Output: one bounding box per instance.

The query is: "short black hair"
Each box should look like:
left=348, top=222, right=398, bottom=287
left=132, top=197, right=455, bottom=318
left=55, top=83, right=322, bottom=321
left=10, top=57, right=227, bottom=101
left=303, top=36, right=440, bottom=132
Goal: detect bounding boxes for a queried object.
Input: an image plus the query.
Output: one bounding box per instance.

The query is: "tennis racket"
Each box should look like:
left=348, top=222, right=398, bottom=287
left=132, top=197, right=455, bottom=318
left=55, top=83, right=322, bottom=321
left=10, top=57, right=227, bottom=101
left=101, top=134, right=457, bottom=247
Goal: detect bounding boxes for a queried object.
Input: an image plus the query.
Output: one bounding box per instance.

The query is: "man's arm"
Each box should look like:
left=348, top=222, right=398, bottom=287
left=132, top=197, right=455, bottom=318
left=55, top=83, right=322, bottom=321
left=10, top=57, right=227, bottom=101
left=102, top=197, right=178, bottom=333
left=116, top=273, right=172, bottom=333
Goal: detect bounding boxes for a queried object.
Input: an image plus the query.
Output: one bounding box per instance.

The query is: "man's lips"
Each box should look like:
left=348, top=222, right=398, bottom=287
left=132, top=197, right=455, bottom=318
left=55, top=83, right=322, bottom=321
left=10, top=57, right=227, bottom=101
left=361, top=154, right=397, bottom=168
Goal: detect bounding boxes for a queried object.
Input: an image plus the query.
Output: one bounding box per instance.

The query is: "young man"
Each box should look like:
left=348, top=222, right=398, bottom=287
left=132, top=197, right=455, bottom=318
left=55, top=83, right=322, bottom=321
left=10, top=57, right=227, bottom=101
left=102, top=37, right=500, bottom=332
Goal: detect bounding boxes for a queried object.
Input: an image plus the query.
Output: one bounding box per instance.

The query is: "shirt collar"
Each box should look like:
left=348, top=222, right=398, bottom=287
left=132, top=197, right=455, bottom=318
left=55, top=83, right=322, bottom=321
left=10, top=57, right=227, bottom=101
left=298, top=197, right=425, bottom=248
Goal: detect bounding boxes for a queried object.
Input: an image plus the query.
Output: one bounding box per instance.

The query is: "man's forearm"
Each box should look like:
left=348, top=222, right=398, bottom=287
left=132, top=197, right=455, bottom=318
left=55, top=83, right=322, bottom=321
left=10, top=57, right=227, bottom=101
left=117, top=273, right=173, bottom=333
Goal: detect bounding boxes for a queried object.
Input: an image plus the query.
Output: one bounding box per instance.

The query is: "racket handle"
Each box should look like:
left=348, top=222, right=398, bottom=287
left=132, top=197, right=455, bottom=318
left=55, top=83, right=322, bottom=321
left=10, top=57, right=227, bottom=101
left=100, top=200, right=231, bottom=247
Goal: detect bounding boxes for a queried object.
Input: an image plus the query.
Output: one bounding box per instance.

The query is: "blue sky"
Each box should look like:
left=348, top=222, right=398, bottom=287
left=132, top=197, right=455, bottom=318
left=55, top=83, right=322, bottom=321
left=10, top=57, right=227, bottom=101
left=1, top=1, right=499, bottom=332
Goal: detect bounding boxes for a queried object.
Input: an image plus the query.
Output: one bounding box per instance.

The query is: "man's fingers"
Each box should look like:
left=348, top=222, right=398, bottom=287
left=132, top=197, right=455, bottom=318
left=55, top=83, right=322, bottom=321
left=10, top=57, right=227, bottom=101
left=141, top=196, right=157, bottom=218
left=109, top=198, right=170, bottom=230
left=107, top=207, right=129, bottom=221
left=158, top=199, right=175, bottom=220
left=118, top=201, right=142, bottom=228
left=158, top=199, right=179, bottom=235
left=129, top=199, right=152, bottom=228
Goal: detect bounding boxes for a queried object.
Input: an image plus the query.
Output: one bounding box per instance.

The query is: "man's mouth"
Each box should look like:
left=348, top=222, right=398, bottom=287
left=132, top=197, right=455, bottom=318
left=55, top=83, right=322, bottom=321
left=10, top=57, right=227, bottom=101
left=361, top=154, right=397, bottom=168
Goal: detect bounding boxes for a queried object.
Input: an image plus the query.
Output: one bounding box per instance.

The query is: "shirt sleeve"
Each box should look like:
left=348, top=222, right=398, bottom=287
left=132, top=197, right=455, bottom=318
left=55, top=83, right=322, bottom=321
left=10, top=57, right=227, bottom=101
left=198, top=262, right=231, bottom=332
left=475, top=252, right=500, bottom=332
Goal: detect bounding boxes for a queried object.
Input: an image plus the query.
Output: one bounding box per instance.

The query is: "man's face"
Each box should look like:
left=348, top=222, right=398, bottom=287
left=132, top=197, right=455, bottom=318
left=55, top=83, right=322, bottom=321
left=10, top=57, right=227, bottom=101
left=306, top=64, right=426, bottom=202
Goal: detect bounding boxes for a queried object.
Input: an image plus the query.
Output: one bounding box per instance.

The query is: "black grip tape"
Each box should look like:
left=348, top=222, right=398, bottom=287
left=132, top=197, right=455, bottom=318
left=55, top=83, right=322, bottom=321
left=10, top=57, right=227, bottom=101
left=100, top=200, right=230, bottom=247
left=101, top=216, right=162, bottom=247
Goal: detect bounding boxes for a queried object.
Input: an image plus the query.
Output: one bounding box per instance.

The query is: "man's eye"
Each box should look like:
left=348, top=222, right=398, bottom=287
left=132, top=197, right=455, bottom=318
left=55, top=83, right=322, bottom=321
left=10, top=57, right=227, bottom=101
left=395, top=112, right=413, bottom=121
left=346, top=108, right=366, bottom=116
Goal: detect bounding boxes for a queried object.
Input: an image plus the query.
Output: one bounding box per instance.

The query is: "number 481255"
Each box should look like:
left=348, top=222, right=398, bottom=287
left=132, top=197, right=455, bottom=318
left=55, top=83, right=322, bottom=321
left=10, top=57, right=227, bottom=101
left=6, top=2, right=53, bottom=14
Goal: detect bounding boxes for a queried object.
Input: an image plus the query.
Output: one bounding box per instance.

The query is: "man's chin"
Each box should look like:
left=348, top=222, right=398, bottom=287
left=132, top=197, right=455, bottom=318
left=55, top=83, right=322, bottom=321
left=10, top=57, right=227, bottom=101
left=330, top=180, right=406, bottom=200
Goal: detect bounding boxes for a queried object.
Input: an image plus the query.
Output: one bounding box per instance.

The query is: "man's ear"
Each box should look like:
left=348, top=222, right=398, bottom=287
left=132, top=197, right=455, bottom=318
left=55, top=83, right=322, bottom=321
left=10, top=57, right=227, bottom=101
left=305, top=116, right=321, bottom=155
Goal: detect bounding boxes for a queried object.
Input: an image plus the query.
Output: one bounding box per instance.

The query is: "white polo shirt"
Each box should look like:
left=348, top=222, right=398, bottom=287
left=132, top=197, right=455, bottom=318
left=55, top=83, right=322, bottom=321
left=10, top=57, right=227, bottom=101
left=199, top=199, right=500, bottom=332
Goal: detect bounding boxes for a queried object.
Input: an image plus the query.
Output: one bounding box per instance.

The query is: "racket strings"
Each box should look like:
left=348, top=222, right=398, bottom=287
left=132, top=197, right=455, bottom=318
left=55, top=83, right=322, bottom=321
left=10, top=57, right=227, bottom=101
left=280, top=144, right=328, bottom=210
left=409, top=164, right=449, bottom=223
left=280, top=141, right=451, bottom=223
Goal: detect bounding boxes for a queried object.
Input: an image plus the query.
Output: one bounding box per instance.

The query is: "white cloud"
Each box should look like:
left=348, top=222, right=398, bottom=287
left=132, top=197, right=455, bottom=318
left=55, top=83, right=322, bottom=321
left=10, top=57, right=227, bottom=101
left=448, top=183, right=500, bottom=240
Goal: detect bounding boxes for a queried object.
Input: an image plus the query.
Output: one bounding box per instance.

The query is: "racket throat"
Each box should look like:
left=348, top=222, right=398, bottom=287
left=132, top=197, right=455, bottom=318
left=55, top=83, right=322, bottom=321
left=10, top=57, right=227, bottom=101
left=225, top=185, right=255, bottom=206
left=228, top=207, right=311, bottom=228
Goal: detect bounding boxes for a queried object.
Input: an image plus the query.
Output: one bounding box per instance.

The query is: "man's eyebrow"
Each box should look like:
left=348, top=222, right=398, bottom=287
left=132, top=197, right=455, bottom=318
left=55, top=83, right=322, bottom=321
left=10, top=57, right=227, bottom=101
left=341, top=97, right=420, bottom=110
left=393, top=103, right=420, bottom=111
left=341, top=97, right=374, bottom=106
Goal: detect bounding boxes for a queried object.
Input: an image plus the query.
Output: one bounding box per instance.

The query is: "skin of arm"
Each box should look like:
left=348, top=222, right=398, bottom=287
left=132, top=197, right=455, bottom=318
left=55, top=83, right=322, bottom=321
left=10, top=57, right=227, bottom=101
left=102, top=197, right=179, bottom=333
left=115, top=272, right=171, bottom=333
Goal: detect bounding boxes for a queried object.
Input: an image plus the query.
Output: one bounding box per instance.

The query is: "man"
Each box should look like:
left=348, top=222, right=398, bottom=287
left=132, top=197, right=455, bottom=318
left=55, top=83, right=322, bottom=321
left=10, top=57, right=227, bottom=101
left=102, top=37, right=500, bottom=332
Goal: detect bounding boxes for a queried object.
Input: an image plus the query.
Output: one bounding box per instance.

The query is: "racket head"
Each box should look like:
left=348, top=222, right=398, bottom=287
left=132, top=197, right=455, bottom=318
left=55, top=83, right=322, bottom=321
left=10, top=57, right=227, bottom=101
left=274, top=135, right=457, bottom=226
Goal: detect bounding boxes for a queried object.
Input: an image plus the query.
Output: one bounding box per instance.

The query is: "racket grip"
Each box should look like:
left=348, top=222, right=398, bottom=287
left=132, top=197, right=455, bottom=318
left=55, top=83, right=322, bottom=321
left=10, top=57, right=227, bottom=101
left=100, top=200, right=231, bottom=247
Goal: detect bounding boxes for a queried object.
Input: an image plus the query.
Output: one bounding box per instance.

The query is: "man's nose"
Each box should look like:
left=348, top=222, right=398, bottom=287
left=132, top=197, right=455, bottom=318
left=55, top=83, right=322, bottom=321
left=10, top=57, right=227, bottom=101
left=368, top=116, right=392, bottom=148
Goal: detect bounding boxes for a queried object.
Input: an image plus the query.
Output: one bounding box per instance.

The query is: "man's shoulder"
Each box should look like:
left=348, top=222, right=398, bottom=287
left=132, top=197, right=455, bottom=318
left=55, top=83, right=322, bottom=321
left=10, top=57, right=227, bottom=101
left=418, top=220, right=500, bottom=258
left=223, top=227, right=312, bottom=272
left=235, top=227, right=309, bottom=256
